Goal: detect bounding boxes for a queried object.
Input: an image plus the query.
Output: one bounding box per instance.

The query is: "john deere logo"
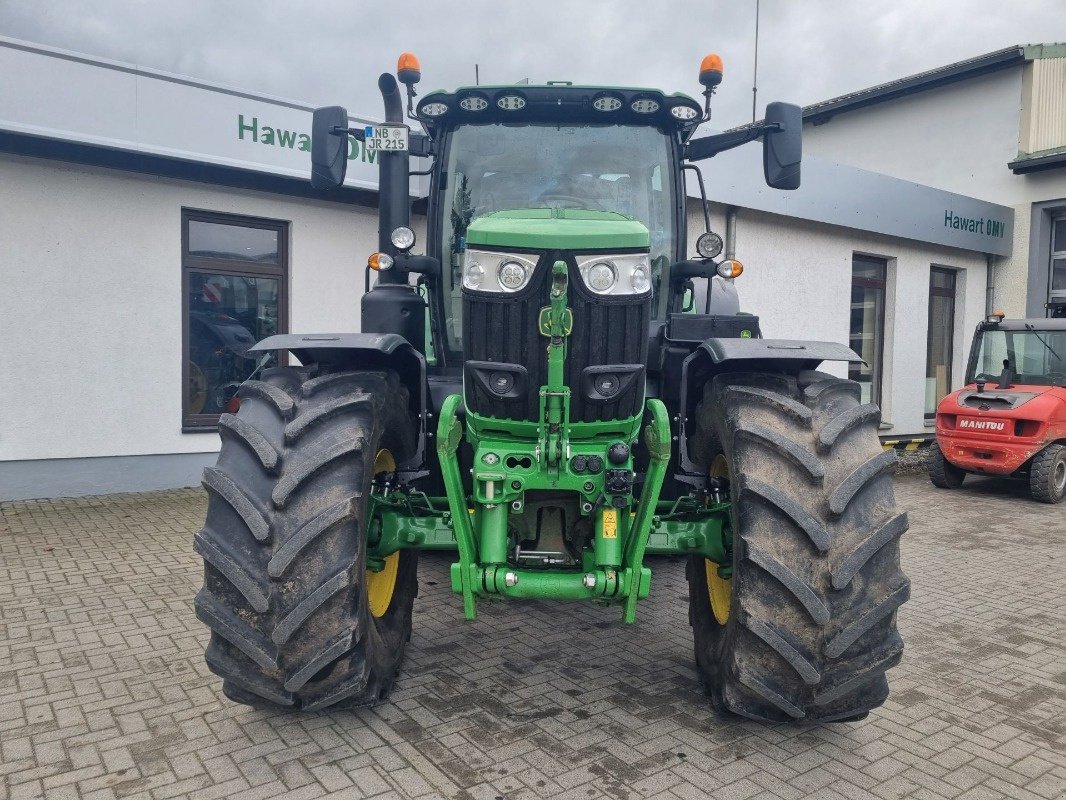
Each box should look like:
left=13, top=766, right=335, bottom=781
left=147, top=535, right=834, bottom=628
left=741, top=330, right=752, bottom=338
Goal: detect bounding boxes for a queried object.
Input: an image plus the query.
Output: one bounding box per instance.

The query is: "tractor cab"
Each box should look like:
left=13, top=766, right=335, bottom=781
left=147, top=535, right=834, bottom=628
left=411, top=85, right=700, bottom=427
left=412, top=85, right=700, bottom=376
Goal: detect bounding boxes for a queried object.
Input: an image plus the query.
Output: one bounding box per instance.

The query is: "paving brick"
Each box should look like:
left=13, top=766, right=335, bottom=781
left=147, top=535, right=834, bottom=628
left=1, top=477, right=1064, bottom=800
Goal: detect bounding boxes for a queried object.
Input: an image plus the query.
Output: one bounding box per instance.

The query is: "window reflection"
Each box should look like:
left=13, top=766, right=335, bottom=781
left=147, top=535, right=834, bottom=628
left=186, top=273, right=279, bottom=415
left=188, top=220, right=279, bottom=263
left=925, top=267, right=956, bottom=417
left=849, top=256, right=887, bottom=406
left=850, top=286, right=882, bottom=403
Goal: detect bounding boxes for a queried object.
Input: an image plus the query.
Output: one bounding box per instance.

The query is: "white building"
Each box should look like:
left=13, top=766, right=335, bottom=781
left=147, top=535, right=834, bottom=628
left=0, top=37, right=1013, bottom=499
left=798, top=43, right=1066, bottom=318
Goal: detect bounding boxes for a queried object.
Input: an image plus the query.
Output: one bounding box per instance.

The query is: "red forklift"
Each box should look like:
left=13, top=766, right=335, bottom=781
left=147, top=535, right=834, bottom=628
left=931, top=311, right=1066, bottom=503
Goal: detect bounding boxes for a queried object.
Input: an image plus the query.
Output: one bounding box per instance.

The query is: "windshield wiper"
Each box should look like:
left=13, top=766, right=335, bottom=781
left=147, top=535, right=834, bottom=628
left=1024, top=323, right=1063, bottom=362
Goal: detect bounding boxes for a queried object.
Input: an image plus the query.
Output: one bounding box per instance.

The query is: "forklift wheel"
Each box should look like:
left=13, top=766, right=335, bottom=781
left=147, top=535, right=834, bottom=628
left=1029, top=443, right=1066, bottom=504
left=929, top=446, right=966, bottom=489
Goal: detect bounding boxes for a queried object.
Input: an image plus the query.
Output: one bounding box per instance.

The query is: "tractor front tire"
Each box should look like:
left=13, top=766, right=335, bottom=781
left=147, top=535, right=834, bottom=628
left=688, top=370, right=909, bottom=723
left=195, top=366, right=418, bottom=711
left=1029, top=443, right=1066, bottom=504
left=929, top=446, right=966, bottom=489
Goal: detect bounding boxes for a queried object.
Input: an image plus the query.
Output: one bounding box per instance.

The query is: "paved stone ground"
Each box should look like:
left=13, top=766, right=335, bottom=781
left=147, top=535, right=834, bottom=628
left=1, top=475, right=1064, bottom=800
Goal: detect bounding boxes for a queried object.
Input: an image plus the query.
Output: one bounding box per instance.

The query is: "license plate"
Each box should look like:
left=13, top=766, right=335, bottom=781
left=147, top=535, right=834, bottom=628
left=363, top=125, right=408, bottom=152
left=957, top=417, right=1010, bottom=435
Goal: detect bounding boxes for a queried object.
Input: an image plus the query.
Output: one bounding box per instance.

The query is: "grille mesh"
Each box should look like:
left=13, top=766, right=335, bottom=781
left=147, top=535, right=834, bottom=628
left=463, top=254, right=650, bottom=422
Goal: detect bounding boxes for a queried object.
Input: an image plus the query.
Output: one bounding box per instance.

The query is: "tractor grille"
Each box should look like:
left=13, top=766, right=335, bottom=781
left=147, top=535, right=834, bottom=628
left=463, top=253, right=650, bottom=423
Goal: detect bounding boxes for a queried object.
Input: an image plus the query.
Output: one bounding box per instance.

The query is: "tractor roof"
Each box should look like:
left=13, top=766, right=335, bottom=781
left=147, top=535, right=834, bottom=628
left=983, top=318, right=1066, bottom=331
left=416, top=84, right=702, bottom=134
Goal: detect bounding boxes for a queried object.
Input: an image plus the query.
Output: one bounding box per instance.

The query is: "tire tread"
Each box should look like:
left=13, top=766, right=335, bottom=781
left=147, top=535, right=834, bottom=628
left=195, top=367, right=418, bottom=712
left=688, top=370, right=909, bottom=722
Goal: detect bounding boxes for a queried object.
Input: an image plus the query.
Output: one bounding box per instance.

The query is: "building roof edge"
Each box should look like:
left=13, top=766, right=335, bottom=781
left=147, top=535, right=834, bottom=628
left=1008, top=146, right=1066, bottom=174
left=0, top=34, right=376, bottom=120
left=802, top=46, right=1026, bottom=125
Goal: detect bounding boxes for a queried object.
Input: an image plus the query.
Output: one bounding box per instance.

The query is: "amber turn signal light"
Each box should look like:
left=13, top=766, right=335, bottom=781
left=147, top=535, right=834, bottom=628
left=368, top=252, right=394, bottom=271
left=716, top=259, right=743, bottom=279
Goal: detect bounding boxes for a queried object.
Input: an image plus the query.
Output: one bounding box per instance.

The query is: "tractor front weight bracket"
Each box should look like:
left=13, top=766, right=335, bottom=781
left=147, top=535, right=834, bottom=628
left=411, top=389, right=730, bottom=624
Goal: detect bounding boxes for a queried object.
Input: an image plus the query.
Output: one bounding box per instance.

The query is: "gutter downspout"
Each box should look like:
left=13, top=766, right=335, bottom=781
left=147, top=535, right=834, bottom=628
left=985, top=253, right=996, bottom=316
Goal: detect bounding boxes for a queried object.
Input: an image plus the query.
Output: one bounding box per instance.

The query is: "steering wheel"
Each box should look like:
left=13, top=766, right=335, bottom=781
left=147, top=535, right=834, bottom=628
left=974, top=372, right=999, bottom=382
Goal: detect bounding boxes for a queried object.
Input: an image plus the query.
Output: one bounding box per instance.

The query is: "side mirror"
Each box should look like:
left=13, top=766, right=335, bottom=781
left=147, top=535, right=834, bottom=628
left=763, top=102, right=802, bottom=190
left=311, top=105, right=349, bottom=189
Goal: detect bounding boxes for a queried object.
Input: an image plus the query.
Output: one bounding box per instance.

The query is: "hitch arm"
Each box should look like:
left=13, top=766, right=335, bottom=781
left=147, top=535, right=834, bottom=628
left=436, top=394, right=479, bottom=620
left=622, top=398, right=672, bottom=623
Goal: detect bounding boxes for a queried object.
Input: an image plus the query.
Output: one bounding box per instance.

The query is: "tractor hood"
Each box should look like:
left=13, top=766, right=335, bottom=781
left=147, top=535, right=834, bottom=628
left=465, top=208, right=650, bottom=252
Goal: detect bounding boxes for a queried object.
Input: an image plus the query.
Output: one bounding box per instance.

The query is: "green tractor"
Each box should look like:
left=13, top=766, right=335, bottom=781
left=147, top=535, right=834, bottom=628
left=194, top=52, right=909, bottom=722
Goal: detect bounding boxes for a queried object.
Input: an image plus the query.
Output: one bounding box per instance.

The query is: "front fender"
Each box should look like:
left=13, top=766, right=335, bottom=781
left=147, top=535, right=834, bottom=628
left=696, top=337, right=863, bottom=370
left=675, top=337, right=863, bottom=484
left=249, top=333, right=428, bottom=478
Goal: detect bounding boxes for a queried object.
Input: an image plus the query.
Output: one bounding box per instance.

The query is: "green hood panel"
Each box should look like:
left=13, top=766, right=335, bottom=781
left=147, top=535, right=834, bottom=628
left=465, top=208, right=650, bottom=251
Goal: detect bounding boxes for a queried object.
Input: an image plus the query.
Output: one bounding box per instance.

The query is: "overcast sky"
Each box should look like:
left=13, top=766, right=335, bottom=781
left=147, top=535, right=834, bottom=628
left=1, top=1, right=1062, bottom=129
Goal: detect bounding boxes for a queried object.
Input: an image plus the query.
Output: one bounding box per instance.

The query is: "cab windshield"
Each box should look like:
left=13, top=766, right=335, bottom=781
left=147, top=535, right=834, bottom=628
left=971, top=327, right=1066, bottom=387
left=438, top=123, right=677, bottom=353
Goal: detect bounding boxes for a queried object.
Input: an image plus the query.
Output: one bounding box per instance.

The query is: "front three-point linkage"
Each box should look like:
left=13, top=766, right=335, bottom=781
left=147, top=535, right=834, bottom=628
left=538, top=260, right=574, bottom=471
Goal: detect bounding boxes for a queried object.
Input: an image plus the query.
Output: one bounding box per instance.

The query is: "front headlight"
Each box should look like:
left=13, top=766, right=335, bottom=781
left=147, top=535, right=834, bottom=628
left=577, top=254, right=652, bottom=296
left=498, top=260, right=530, bottom=291
left=586, top=262, right=617, bottom=292
left=462, top=249, right=538, bottom=293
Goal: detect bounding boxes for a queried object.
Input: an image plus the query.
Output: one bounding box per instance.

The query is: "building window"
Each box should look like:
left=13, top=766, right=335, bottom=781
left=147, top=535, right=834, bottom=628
left=182, top=210, right=288, bottom=429
left=1051, top=216, right=1066, bottom=312
left=849, top=255, right=887, bottom=406
left=925, top=267, right=957, bottom=418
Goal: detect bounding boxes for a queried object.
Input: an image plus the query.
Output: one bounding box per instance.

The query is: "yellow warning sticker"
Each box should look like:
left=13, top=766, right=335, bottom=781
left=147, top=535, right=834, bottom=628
left=602, top=508, right=618, bottom=539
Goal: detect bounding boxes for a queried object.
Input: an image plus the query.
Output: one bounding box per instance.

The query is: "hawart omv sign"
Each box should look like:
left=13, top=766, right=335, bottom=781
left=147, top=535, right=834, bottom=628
left=944, top=210, right=1008, bottom=241
left=0, top=36, right=388, bottom=191
left=236, top=114, right=381, bottom=167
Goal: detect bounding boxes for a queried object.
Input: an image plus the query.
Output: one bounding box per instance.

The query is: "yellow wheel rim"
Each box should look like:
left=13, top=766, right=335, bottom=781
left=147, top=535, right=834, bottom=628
left=705, top=454, right=733, bottom=625
left=367, top=551, right=399, bottom=618
left=366, top=449, right=399, bottom=618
